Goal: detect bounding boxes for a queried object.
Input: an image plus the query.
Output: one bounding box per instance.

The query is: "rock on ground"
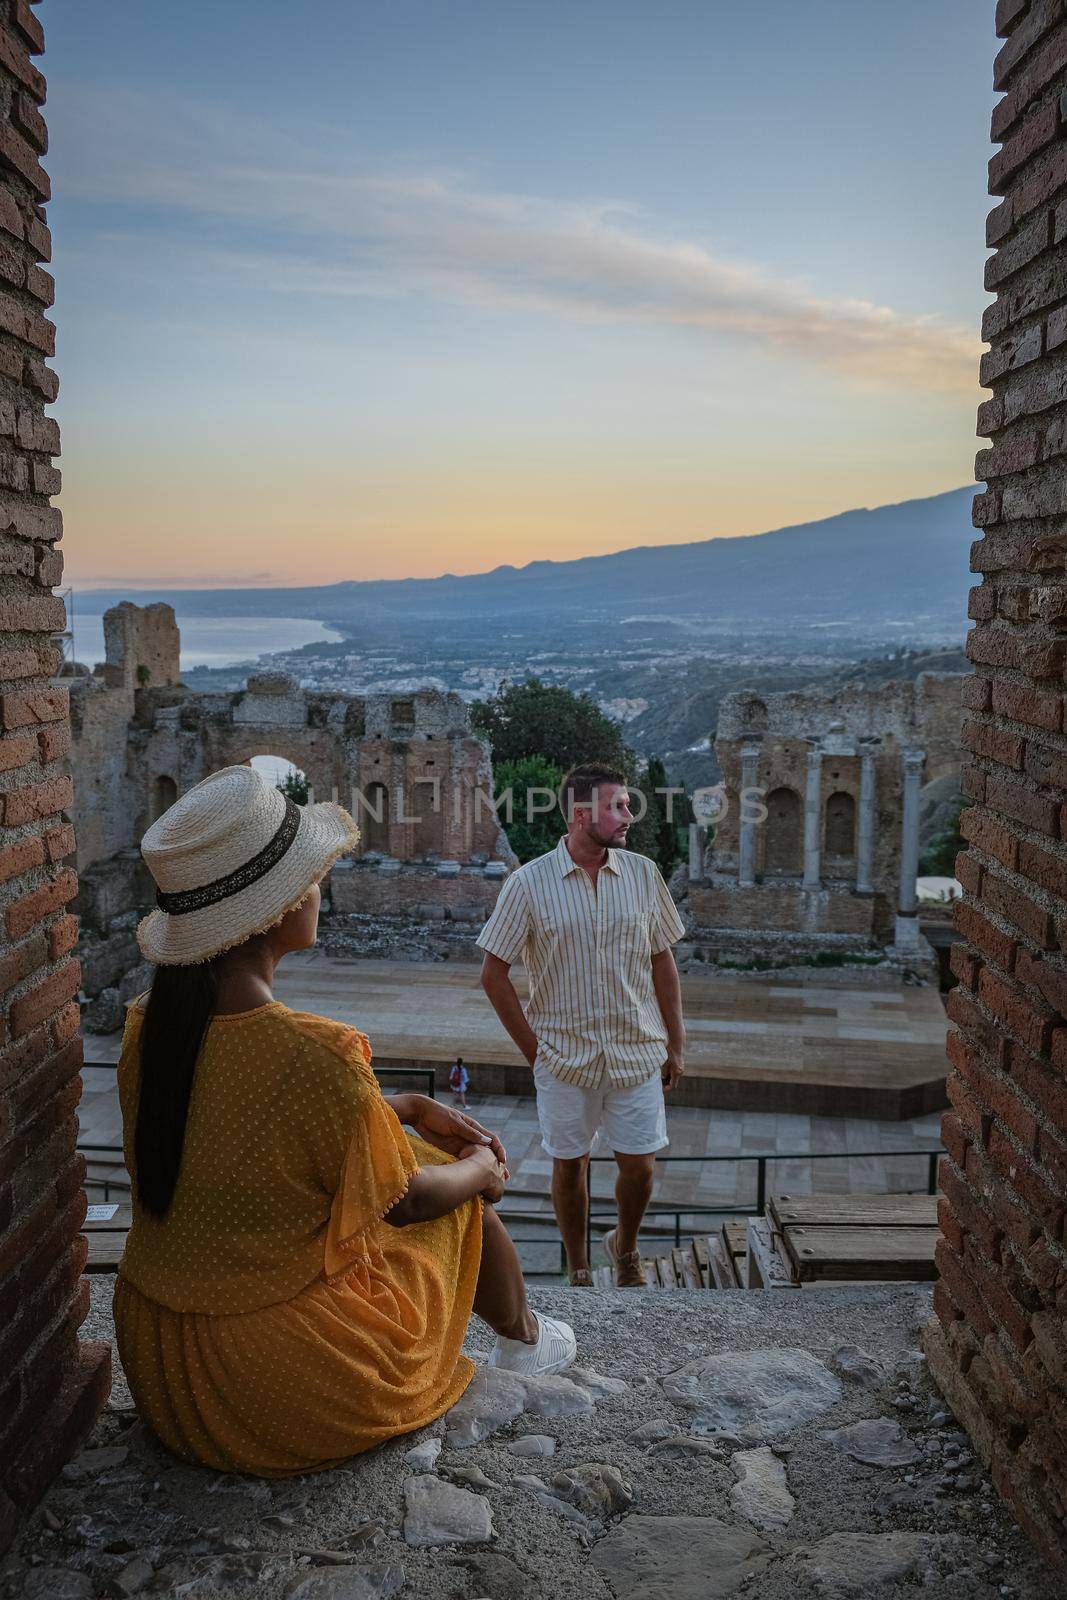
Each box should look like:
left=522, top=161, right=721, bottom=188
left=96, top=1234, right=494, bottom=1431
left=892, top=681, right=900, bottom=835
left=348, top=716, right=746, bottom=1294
left=0, top=1280, right=1059, bottom=1600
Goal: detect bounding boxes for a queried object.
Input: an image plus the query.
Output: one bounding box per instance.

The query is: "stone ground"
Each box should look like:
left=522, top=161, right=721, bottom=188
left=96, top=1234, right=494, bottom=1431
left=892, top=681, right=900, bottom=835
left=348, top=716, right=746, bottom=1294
left=1, top=1282, right=1057, bottom=1600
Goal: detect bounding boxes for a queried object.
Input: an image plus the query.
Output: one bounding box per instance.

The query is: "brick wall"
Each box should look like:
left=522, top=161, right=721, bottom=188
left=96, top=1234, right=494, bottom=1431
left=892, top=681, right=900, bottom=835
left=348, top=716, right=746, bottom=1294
left=923, top=0, right=1067, bottom=1566
left=0, top=0, right=111, bottom=1555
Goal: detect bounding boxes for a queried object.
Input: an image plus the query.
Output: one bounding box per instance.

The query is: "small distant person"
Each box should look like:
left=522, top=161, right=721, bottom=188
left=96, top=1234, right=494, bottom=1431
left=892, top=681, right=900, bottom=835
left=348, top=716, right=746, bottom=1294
left=477, top=762, right=686, bottom=1288
left=450, top=1056, right=470, bottom=1107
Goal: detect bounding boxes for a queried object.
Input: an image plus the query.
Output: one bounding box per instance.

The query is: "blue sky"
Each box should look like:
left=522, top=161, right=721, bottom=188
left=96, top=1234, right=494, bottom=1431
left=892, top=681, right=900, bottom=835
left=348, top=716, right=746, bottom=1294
left=42, top=0, right=996, bottom=586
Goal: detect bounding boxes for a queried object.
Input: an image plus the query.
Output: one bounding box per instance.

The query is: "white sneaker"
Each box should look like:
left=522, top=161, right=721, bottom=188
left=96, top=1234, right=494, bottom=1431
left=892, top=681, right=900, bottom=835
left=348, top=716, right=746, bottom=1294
left=487, top=1313, right=576, bottom=1377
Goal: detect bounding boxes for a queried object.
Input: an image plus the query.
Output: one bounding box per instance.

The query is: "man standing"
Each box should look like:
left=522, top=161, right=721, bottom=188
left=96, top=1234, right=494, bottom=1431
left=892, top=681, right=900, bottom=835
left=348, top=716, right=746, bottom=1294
left=477, top=762, right=686, bottom=1287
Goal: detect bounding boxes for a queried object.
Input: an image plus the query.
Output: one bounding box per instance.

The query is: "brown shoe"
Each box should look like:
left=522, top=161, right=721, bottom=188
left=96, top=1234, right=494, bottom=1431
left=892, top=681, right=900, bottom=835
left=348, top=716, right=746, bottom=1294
left=604, top=1228, right=647, bottom=1289
left=569, top=1268, right=594, bottom=1287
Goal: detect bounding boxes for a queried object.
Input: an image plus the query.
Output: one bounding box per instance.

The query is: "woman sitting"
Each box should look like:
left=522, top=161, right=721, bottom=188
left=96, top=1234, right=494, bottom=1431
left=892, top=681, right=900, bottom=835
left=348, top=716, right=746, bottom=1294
left=113, top=765, right=575, bottom=1477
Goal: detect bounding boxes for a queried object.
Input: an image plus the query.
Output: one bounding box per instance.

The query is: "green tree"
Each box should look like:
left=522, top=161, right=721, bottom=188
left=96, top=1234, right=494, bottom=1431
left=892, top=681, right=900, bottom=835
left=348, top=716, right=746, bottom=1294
left=471, top=677, right=629, bottom=771
left=919, top=806, right=965, bottom=877
left=491, top=755, right=565, bottom=863
left=277, top=768, right=309, bottom=806
left=629, top=754, right=689, bottom=877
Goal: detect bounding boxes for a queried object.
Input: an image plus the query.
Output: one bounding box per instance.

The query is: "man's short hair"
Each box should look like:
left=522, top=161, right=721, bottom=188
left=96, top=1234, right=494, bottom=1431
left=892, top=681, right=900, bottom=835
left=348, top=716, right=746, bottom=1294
left=559, top=761, right=628, bottom=820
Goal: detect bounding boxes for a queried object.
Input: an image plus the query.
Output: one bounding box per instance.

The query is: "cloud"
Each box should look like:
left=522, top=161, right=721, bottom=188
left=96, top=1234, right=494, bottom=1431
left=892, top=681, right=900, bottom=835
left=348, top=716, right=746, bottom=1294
left=51, top=86, right=979, bottom=395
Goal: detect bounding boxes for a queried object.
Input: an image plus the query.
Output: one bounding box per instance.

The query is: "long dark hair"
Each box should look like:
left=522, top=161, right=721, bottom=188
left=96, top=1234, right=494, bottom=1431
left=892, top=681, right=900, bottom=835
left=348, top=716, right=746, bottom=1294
left=134, top=960, right=219, bottom=1216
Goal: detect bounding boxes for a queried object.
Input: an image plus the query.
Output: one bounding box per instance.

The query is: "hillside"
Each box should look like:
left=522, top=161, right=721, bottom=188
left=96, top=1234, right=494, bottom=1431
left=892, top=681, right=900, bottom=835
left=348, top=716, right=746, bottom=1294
left=78, top=487, right=972, bottom=643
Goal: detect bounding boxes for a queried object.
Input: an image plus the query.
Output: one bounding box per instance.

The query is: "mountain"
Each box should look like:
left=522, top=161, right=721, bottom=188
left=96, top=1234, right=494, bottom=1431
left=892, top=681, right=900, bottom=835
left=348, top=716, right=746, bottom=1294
left=76, top=486, right=973, bottom=643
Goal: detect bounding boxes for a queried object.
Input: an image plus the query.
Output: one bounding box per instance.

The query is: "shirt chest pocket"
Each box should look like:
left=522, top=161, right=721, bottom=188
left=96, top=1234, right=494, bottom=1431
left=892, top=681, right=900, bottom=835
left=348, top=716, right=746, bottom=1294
left=608, top=903, right=653, bottom=953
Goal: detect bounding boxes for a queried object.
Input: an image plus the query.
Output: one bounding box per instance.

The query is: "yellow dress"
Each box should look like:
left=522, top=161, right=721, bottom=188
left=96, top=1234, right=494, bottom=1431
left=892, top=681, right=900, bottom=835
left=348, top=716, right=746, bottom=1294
left=112, top=1001, right=482, bottom=1476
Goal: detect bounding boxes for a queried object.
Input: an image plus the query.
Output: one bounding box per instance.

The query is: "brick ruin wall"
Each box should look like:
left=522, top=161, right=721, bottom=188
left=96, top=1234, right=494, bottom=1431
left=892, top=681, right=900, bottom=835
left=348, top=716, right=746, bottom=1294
left=0, top=1, right=111, bottom=1554
left=923, top=0, right=1067, bottom=1566
left=68, top=613, right=515, bottom=1009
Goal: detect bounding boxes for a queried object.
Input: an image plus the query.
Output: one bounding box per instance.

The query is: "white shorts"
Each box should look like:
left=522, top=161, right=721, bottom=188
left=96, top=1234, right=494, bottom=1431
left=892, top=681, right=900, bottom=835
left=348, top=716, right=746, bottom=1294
left=533, top=1062, right=669, bottom=1160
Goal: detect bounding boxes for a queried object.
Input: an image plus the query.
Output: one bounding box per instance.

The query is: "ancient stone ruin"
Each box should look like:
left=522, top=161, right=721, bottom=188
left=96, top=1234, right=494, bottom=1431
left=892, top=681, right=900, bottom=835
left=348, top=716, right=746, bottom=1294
left=67, top=601, right=515, bottom=1021
left=685, top=674, right=965, bottom=972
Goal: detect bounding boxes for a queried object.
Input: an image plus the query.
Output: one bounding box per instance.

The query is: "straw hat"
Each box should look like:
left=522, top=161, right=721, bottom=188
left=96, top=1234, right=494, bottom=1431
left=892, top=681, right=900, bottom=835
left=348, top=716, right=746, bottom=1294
left=137, top=765, right=360, bottom=965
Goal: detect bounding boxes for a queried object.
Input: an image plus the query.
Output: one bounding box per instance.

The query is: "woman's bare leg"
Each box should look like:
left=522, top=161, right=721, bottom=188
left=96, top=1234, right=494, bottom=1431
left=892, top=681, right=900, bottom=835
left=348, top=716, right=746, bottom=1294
left=473, top=1204, right=538, bottom=1343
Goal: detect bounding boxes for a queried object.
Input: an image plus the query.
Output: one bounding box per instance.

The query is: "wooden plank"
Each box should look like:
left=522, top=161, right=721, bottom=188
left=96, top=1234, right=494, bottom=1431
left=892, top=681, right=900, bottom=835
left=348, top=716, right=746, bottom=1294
left=641, top=1257, right=659, bottom=1289
left=592, top=1265, right=613, bottom=1289
left=680, top=1244, right=704, bottom=1290
left=769, top=1193, right=938, bottom=1229
left=780, top=1223, right=939, bottom=1282
left=705, top=1235, right=736, bottom=1289
left=745, top=1217, right=795, bottom=1289
left=84, top=1232, right=126, bottom=1273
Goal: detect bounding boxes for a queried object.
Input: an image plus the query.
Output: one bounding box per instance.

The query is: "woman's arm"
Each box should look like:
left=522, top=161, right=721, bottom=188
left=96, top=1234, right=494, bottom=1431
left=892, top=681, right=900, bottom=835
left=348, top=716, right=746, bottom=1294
left=385, top=1144, right=504, bottom=1227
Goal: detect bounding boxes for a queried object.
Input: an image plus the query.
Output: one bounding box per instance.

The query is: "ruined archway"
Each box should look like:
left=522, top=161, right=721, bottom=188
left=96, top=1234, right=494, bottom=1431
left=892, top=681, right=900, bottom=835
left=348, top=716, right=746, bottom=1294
left=763, top=786, right=802, bottom=876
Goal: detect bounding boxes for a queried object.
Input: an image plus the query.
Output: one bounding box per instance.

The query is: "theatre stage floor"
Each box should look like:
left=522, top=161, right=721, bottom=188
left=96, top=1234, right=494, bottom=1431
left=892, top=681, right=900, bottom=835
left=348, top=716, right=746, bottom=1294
left=267, top=952, right=949, bottom=1120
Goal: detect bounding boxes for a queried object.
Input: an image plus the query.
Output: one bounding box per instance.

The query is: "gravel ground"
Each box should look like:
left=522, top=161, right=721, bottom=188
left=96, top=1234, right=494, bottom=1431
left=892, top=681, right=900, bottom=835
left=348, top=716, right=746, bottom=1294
left=0, top=1280, right=1058, bottom=1600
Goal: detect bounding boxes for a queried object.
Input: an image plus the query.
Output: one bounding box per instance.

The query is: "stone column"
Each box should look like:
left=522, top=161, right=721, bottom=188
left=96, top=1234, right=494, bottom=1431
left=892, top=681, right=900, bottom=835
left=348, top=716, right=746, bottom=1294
left=738, top=743, right=760, bottom=888
left=855, top=745, right=877, bottom=894
left=898, top=749, right=925, bottom=914
left=688, top=822, right=706, bottom=884
left=894, top=749, right=925, bottom=948
left=802, top=745, right=823, bottom=889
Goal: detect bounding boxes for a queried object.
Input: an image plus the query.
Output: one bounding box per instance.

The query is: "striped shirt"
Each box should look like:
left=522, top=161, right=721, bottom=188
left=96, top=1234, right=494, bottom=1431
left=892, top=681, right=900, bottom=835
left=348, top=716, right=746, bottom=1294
left=476, top=835, right=686, bottom=1089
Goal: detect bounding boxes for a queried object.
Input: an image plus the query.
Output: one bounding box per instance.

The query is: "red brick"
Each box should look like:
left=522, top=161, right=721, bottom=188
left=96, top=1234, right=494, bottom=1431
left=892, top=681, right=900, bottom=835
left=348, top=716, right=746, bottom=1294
left=31, top=458, right=59, bottom=495
left=969, top=585, right=997, bottom=621
left=960, top=806, right=1020, bottom=870
left=0, top=686, right=67, bottom=731
left=979, top=965, right=1056, bottom=1052
left=12, top=91, right=46, bottom=156
left=996, top=0, right=1035, bottom=36
left=0, top=932, right=46, bottom=998
left=966, top=625, right=1064, bottom=679
left=50, top=998, right=79, bottom=1046
left=9, top=1035, right=81, bottom=1125
left=978, top=395, right=1005, bottom=436
left=948, top=987, right=1011, bottom=1066
left=1023, top=739, right=1067, bottom=788
left=988, top=1123, right=1066, bottom=1236
left=972, top=490, right=1003, bottom=526
left=47, top=916, right=78, bottom=962
left=949, top=941, right=983, bottom=990
left=985, top=772, right=1060, bottom=835
left=1015, top=945, right=1067, bottom=1015
left=982, top=868, right=1056, bottom=947
left=4, top=1343, right=112, bottom=1512
left=36, top=722, right=69, bottom=765
left=42, top=821, right=74, bottom=862
left=25, top=213, right=50, bottom=265
left=0, top=832, right=43, bottom=885
left=962, top=675, right=994, bottom=713
left=955, top=901, right=1019, bottom=973
left=0, top=732, right=34, bottom=773
left=942, top=1153, right=1005, bottom=1254
left=0, top=120, right=48, bottom=201
left=963, top=717, right=1026, bottom=768
left=0, top=593, right=65, bottom=633
left=949, top=1062, right=994, bottom=1150
left=961, top=764, right=986, bottom=802
left=0, top=772, right=73, bottom=826
left=10, top=0, right=44, bottom=54
left=994, top=0, right=1067, bottom=90
left=989, top=99, right=1061, bottom=194
left=8, top=959, right=80, bottom=1039
left=941, top=1111, right=969, bottom=1170
left=935, top=1237, right=996, bottom=1339
left=5, top=867, right=77, bottom=939
left=22, top=354, right=57, bottom=401
left=991, top=679, right=1063, bottom=731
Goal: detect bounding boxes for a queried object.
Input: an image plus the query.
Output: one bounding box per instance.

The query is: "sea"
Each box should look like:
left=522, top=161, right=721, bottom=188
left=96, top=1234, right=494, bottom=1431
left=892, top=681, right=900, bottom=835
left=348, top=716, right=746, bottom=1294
left=65, top=613, right=343, bottom=671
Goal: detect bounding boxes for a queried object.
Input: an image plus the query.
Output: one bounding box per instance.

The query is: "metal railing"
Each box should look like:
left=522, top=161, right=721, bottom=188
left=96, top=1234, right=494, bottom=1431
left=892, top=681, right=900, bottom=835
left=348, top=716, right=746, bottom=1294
left=501, top=1146, right=945, bottom=1278
left=78, top=1064, right=437, bottom=1201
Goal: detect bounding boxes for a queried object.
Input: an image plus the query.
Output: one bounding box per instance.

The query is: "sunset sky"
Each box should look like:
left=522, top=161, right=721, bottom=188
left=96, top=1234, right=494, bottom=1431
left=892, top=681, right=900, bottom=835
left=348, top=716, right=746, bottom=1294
left=46, top=0, right=995, bottom=589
